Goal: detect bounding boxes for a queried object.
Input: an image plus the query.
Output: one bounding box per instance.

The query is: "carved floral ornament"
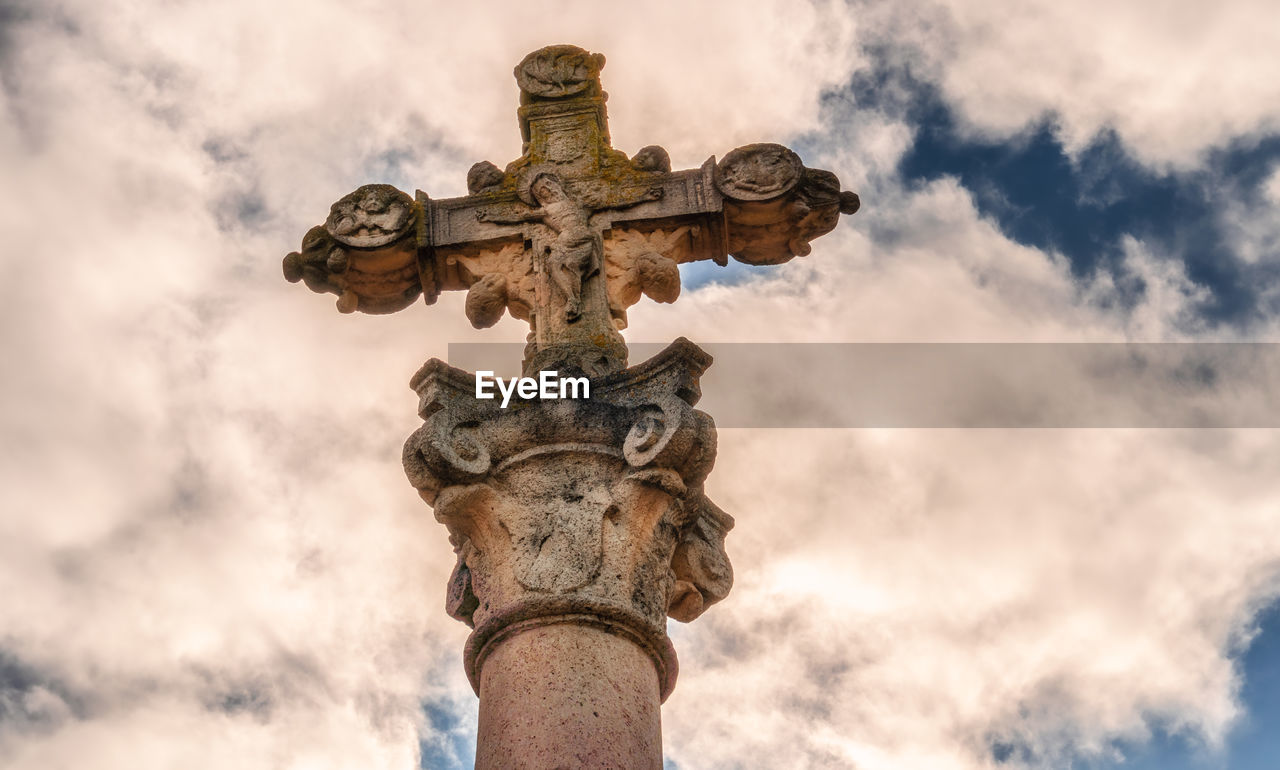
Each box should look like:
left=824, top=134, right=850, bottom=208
left=514, top=44, right=606, bottom=100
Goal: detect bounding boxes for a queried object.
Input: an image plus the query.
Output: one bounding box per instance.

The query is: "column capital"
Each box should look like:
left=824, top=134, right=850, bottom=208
left=403, top=339, right=733, bottom=700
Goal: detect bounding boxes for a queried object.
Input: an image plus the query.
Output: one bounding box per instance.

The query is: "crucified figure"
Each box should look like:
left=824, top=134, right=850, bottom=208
left=527, top=174, right=597, bottom=322
left=478, top=173, right=661, bottom=323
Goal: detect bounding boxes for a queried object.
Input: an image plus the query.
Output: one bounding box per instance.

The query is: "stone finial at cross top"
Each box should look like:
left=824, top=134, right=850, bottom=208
left=283, top=44, right=860, bottom=376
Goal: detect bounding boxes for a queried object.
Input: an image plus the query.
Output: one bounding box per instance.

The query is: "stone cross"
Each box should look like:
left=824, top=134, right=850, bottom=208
left=284, top=44, right=858, bottom=377
left=282, top=45, right=858, bottom=769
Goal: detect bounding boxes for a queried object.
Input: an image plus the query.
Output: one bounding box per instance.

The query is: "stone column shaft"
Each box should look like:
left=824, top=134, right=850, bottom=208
left=476, top=623, right=662, bottom=769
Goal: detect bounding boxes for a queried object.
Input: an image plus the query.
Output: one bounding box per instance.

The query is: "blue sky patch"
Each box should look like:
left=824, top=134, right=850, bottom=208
left=894, top=83, right=1280, bottom=327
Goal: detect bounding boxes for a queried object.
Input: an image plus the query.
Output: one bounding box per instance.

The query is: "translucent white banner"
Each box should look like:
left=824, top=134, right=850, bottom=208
left=446, top=343, right=1280, bottom=428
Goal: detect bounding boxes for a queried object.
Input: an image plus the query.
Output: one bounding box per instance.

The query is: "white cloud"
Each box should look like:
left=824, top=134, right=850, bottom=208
left=662, top=427, right=1280, bottom=769
left=873, top=0, right=1280, bottom=167
left=1218, top=162, right=1280, bottom=274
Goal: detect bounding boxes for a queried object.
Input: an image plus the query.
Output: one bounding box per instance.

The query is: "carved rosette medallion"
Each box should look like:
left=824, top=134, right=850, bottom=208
left=717, top=145, right=862, bottom=265
left=402, top=339, right=733, bottom=700
left=715, top=143, right=804, bottom=201
left=283, top=184, right=423, bottom=314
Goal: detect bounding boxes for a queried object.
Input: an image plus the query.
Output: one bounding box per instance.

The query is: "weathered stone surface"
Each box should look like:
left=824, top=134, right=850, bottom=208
left=514, top=45, right=606, bottom=101
left=283, top=45, right=859, bottom=375
left=476, top=624, right=663, bottom=770
left=604, top=228, right=688, bottom=328
left=467, top=161, right=506, bottom=194
left=403, top=339, right=732, bottom=707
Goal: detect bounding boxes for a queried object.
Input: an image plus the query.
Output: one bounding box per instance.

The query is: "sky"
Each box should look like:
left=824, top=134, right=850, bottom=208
left=2, top=1, right=1280, bottom=769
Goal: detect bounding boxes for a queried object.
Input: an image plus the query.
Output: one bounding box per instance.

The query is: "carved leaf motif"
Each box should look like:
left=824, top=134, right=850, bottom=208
left=604, top=228, right=691, bottom=323
left=607, top=227, right=692, bottom=263
left=456, top=241, right=525, bottom=280
left=668, top=495, right=734, bottom=622
left=445, top=241, right=538, bottom=323
left=446, top=549, right=479, bottom=627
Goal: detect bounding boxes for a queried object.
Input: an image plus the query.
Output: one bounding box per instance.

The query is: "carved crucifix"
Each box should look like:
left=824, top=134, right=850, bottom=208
left=283, top=44, right=859, bottom=377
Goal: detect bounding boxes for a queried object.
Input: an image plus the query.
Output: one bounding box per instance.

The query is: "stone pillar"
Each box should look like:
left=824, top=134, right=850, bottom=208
left=403, top=339, right=733, bottom=769
left=473, top=608, right=664, bottom=767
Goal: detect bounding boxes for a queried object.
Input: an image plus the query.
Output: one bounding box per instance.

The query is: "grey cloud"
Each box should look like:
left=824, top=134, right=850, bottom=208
left=0, top=649, right=85, bottom=731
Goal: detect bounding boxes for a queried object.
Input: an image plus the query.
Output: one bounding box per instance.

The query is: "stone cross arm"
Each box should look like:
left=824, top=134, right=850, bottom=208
left=282, top=45, right=859, bottom=375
